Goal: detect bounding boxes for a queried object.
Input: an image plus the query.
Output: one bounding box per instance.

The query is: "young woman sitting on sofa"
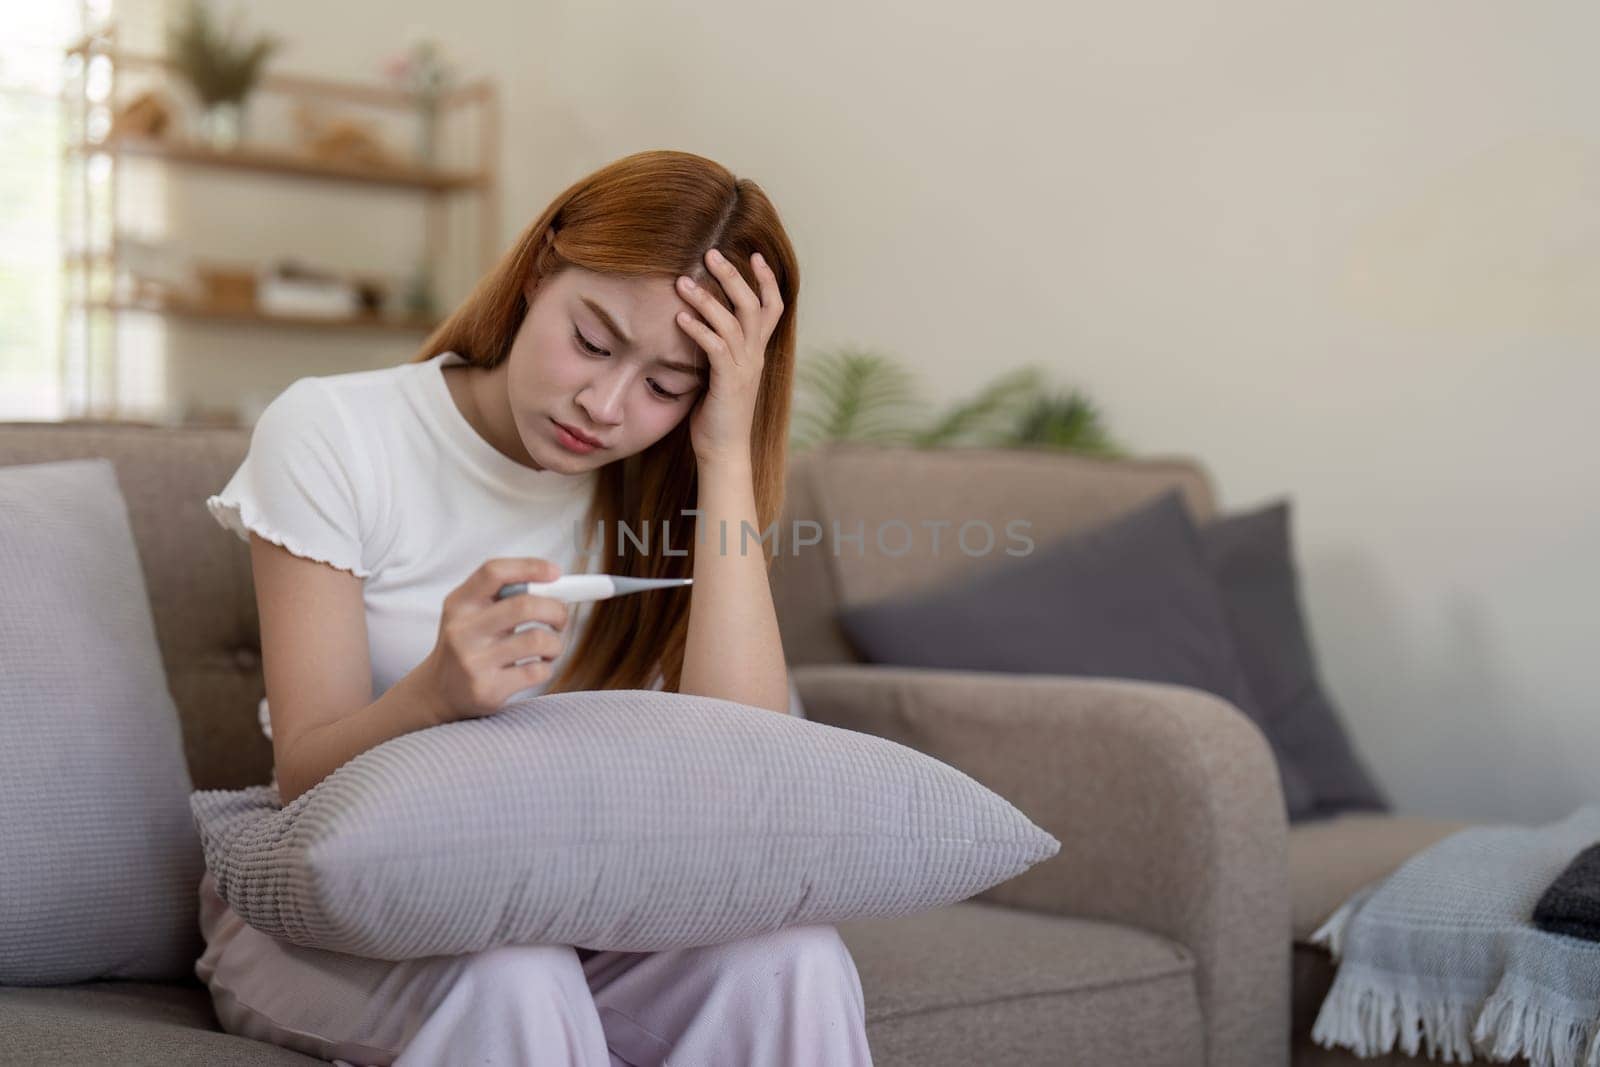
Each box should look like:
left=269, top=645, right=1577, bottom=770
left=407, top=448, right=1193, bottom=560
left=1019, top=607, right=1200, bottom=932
left=199, top=148, right=872, bottom=1067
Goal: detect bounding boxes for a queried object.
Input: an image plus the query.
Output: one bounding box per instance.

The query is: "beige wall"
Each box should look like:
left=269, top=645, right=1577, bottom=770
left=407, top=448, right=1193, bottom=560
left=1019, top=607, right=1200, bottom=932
left=177, top=0, right=1600, bottom=824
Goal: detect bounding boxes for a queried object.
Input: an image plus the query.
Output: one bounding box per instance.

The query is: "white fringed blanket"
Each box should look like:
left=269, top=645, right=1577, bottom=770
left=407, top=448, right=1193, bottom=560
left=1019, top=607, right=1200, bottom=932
left=1311, top=805, right=1600, bottom=1066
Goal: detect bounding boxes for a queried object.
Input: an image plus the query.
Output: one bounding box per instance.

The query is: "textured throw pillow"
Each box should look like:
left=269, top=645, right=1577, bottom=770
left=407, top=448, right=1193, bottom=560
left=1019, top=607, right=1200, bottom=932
left=1200, top=499, right=1388, bottom=818
left=835, top=489, right=1318, bottom=820
left=190, top=688, right=1058, bottom=959
left=0, top=458, right=205, bottom=985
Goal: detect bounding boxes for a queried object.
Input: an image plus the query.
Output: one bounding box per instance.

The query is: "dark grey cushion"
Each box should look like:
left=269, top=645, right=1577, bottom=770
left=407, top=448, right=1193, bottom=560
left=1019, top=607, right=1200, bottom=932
left=0, top=458, right=206, bottom=985
left=1200, top=500, right=1388, bottom=818
left=835, top=489, right=1318, bottom=820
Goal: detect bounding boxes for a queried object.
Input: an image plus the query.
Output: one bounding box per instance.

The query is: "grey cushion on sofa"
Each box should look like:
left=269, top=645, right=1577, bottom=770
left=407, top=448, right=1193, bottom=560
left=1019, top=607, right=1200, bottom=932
left=0, top=458, right=206, bottom=985
left=190, top=687, right=1060, bottom=960
left=835, top=489, right=1318, bottom=820
left=1200, top=499, right=1388, bottom=818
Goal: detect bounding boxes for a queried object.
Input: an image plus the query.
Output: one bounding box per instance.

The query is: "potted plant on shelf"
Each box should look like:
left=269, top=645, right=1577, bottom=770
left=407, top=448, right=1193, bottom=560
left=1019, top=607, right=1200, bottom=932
left=383, top=32, right=457, bottom=168
left=167, top=1, right=280, bottom=151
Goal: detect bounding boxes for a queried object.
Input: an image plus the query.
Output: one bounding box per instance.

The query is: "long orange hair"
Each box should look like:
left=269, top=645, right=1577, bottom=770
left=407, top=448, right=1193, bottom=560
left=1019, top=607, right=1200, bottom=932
left=410, top=150, right=800, bottom=693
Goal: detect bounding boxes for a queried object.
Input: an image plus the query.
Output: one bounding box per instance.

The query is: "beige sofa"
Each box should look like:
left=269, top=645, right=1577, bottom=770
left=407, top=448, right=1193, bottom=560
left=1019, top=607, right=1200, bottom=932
left=0, top=422, right=1474, bottom=1066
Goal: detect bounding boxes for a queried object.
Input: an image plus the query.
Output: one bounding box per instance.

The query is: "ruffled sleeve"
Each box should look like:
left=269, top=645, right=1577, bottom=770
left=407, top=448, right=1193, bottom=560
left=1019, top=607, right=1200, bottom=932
left=206, top=377, right=372, bottom=578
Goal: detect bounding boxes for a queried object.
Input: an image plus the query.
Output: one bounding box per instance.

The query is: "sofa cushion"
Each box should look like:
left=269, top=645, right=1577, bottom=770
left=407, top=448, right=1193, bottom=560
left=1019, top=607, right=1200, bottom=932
left=835, top=489, right=1317, bottom=819
left=1288, top=812, right=1473, bottom=942
left=0, top=980, right=321, bottom=1065
left=1201, top=499, right=1389, bottom=819
left=0, top=458, right=206, bottom=985
left=1289, top=815, right=1477, bottom=1065
left=191, top=688, right=1060, bottom=960
left=1, top=903, right=1195, bottom=1067
left=769, top=443, right=1218, bottom=668
left=807, top=444, right=1219, bottom=610
left=839, top=900, right=1203, bottom=1065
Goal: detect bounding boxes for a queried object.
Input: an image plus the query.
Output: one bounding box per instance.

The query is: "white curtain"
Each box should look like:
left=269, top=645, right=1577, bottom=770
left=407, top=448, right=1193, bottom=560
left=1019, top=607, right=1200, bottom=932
left=0, top=0, right=169, bottom=422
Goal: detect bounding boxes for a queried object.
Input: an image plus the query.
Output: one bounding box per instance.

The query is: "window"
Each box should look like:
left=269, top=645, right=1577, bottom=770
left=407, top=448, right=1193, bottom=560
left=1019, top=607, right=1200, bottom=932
left=0, top=4, right=94, bottom=419
left=1, top=0, right=168, bottom=421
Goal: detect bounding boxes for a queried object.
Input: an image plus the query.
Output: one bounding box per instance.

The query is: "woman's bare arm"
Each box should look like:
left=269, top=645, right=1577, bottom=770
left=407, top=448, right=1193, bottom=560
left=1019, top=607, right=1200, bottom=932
left=274, top=667, right=447, bottom=805
left=248, top=532, right=447, bottom=804
left=677, top=457, right=789, bottom=713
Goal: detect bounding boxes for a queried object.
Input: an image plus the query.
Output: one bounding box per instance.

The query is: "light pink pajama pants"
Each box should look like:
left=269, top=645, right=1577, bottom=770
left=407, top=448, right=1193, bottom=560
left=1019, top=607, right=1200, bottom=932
left=194, top=872, right=874, bottom=1066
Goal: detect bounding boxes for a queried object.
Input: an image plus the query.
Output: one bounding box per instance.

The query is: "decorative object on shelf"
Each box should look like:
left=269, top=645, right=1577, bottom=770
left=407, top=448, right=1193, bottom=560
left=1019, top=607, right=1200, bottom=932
left=383, top=32, right=457, bottom=166
left=352, top=276, right=390, bottom=317
left=116, top=238, right=195, bottom=305
left=257, top=260, right=360, bottom=319
left=789, top=347, right=1124, bottom=456
left=292, top=104, right=397, bottom=171
left=109, top=89, right=174, bottom=140
left=195, top=262, right=257, bottom=313
left=180, top=402, right=244, bottom=429
left=401, top=261, right=438, bottom=320
left=166, top=1, right=281, bottom=150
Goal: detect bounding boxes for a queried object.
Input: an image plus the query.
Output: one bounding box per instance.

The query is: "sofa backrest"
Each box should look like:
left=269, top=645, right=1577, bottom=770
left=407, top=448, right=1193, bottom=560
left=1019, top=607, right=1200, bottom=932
left=1, top=421, right=264, bottom=791
left=770, top=443, right=1218, bottom=665
left=0, top=423, right=1216, bottom=791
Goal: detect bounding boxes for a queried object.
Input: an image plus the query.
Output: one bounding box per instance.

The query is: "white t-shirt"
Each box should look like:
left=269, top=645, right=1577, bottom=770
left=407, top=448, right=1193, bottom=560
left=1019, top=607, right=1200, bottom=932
left=206, top=349, right=665, bottom=748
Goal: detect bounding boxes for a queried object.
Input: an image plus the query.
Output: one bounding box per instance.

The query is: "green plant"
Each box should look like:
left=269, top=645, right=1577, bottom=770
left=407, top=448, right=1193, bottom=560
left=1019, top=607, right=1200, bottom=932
left=1010, top=390, right=1122, bottom=455
left=789, top=348, right=922, bottom=450
left=910, top=365, right=1046, bottom=447
left=789, top=345, right=1123, bottom=457
left=167, top=2, right=280, bottom=108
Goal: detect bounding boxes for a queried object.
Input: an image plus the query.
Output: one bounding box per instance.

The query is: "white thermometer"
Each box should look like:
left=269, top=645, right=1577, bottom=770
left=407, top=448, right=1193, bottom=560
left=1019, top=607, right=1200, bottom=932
left=496, top=574, right=692, bottom=635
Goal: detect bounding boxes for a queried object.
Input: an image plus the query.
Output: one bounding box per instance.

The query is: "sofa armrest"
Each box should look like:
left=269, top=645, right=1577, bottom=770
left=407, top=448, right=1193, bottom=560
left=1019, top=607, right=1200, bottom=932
left=792, top=663, right=1289, bottom=1067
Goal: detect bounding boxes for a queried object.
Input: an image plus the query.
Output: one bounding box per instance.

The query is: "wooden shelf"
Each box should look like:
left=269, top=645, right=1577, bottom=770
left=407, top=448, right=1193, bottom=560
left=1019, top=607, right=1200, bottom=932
left=65, top=42, right=496, bottom=111
left=74, top=135, right=486, bottom=193
left=82, top=296, right=440, bottom=333
left=58, top=33, right=498, bottom=421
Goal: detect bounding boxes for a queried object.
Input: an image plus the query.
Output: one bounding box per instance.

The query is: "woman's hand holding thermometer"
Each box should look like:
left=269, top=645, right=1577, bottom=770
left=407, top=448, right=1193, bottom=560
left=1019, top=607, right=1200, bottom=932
left=495, top=574, right=693, bottom=652
left=418, top=557, right=692, bottom=725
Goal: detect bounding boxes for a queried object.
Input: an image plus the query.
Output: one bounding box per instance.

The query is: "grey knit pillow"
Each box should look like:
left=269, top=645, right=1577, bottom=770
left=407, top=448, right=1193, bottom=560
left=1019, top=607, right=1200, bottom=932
left=0, top=458, right=205, bottom=985
left=190, top=689, right=1059, bottom=959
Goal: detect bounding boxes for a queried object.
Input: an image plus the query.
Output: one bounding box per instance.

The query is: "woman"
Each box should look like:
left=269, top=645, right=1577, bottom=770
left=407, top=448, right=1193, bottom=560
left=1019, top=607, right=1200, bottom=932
left=196, top=150, right=873, bottom=1066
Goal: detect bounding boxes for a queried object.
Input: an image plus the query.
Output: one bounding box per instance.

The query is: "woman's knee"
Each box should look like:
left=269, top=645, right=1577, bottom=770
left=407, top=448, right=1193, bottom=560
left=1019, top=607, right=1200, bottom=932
left=717, top=923, right=861, bottom=982
left=452, top=942, right=589, bottom=999
left=398, top=943, right=610, bottom=1066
